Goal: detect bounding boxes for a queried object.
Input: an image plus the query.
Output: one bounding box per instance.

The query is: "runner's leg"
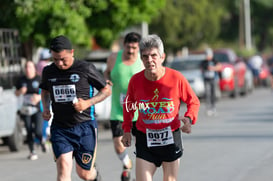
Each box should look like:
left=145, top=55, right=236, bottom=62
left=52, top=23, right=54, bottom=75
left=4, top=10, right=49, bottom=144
left=162, top=159, right=180, bottom=181
left=135, top=158, right=156, bottom=181
left=56, top=151, right=73, bottom=181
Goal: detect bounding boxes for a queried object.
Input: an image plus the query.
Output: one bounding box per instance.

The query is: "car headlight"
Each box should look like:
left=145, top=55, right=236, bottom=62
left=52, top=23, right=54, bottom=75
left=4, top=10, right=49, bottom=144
left=221, top=67, right=233, bottom=79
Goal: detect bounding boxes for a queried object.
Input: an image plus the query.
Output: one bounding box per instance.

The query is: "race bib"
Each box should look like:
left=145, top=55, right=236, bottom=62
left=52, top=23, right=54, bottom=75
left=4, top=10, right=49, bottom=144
left=146, top=126, right=174, bottom=147
left=53, top=84, right=76, bottom=102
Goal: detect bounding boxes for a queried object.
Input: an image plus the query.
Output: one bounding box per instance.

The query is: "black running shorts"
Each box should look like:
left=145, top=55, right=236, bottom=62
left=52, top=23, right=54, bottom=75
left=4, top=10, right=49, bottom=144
left=110, top=120, right=137, bottom=137
left=135, top=128, right=183, bottom=167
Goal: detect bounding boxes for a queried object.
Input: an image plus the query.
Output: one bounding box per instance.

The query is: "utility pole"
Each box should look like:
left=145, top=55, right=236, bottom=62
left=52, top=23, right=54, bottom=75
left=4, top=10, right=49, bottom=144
left=141, top=22, right=149, bottom=37
left=239, top=0, right=244, bottom=49
left=244, top=0, right=252, bottom=50
left=240, top=0, right=252, bottom=50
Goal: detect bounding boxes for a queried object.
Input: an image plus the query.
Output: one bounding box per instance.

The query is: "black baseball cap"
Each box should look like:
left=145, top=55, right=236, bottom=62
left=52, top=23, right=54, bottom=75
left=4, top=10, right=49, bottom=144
left=50, top=35, right=72, bottom=52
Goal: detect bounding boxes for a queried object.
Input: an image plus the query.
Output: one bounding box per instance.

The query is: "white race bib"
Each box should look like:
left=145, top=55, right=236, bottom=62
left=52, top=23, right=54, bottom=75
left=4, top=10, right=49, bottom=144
left=146, top=126, right=174, bottom=147
left=53, top=84, right=76, bottom=102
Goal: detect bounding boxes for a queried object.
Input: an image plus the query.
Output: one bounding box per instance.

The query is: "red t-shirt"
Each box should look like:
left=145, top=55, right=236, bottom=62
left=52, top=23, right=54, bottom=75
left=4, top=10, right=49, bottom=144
left=122, top=67, right=200, bottom=133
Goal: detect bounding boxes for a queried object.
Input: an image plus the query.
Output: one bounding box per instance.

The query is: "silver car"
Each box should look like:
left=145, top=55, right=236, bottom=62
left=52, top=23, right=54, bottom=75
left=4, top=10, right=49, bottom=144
left=166, top=55, right=221, bottom=99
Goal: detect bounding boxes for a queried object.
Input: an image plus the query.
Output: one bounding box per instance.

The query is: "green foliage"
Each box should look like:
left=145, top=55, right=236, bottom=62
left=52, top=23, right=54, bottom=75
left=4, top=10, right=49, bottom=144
left=86, top=0, right=165, bottom=47
left=251, top=0, right=273, bottom=50
left=149, top=0, right=225, bottom=53
left=13, top=0, right=91, bottom=47
left=0, top=0, right=165, bottom=57
left=1, top=0, right=273, bottom=56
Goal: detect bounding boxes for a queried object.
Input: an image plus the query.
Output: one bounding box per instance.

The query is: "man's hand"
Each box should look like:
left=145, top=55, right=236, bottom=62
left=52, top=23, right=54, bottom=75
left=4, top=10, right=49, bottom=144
left=180, top=117, right=192, bottom=134
left=73, top=97, right=85, bottom=113
left=42, top=109, right=52, bottom=121
left=121, top=132, right=132, bottom=147
left=31, top=93, right=41, bottom=105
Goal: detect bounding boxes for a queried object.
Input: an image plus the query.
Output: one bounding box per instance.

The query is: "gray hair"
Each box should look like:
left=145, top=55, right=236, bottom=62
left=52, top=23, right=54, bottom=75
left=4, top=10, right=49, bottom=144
left=139, top=34, right=164, bottom=57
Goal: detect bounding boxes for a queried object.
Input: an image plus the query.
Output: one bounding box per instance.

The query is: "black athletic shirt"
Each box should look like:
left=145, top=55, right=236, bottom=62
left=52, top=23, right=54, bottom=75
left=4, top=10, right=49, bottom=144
left=15, top=75, right=41, bottom=108
left=39, top=60, right=106, bottom=128
left=201, top=59, right=219, bottom=81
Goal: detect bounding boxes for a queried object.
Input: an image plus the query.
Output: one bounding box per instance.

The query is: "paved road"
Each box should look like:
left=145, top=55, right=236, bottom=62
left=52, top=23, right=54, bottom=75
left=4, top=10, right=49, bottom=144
left=0, top=88, right=273, bottom=181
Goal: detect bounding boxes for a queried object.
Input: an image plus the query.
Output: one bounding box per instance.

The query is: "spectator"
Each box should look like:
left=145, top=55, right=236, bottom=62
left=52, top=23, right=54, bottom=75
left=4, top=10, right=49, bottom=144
left=36, top=48, right=52, bottom=76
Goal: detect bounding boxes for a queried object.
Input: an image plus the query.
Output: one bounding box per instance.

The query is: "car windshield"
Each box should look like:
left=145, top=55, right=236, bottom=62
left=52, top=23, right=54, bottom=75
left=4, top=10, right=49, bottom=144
left=213, top=53, right=229, bottom=63
left=169, top=60, right=202, bottom=70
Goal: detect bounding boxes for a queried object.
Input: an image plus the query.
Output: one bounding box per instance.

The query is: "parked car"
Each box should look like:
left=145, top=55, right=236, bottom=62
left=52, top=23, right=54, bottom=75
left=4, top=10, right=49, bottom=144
left=0, top=29, right=25, bottom=152
left=0, top=87, right=25, bottom=151
left=213, top=48, right=250, bottom=97
left=85, top=50, right=112, bottom=129
left=166, top=54, right=221, bottom=99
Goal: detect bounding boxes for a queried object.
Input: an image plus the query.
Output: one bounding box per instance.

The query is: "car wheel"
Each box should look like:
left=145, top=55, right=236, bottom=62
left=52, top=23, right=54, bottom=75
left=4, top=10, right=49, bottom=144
left=240, top=78, right=248, bottom=96
left=230, top=78, right=239, bottom=98
left=7, top=115, right=24, bottom=152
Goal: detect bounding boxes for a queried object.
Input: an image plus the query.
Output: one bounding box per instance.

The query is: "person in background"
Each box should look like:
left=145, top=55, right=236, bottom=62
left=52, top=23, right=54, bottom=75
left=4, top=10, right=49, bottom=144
left=201, top=48, right=222, bottom=116
left=15, top=60, right=46, bottom=160
left=40, top=35, right=111, bottom=181
left=104, top=32, right=143, bottom=181
left=36, top=48, right=52, bottom=144
left=248, top=54, right=263, bottom=87
left=121, top=34, right=200, bottom=181
left=36, top=48, right=52, bottom=76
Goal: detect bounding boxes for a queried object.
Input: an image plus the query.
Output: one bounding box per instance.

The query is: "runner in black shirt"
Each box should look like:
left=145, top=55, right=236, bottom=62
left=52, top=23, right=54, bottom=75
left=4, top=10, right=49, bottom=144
left=15, top=60, right=46, bottom=160
left=39, top=35, right=111, bottom=181
left=201, top=48, right=222, bottom=116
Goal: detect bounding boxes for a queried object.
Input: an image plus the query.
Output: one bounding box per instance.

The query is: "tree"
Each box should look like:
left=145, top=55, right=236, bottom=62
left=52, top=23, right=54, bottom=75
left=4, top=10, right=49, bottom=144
left=251, top=0, right=273, bottom=51
left=86, top=0, right=165, bottom=47
left=149, top=0, right=225, bottom=54
left=0, top=0, right=165, bottom=59
left=216, top=0, right=273, bottom=52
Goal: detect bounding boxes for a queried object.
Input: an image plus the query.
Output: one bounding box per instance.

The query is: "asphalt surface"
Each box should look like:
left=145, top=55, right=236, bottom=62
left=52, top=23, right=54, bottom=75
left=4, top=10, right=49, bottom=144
left=0, top=87, right=273, bottom=181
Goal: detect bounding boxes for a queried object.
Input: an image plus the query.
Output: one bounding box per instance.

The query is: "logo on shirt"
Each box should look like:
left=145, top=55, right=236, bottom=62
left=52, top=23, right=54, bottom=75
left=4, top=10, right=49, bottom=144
left=70, top=74, right=80, bottom=82
left=141, top=88, right=175, bottom=124
left=32, top=80, right=40, bottom=88
left=82, top=153, right=92, bottom=164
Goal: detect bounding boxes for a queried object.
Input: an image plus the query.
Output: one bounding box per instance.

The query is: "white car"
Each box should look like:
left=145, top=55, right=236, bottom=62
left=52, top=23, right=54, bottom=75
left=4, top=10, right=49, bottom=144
left=166, top=54, right=221, bottom=99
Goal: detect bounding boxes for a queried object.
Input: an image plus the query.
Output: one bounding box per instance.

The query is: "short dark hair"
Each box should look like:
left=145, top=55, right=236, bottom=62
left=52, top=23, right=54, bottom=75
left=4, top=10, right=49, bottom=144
left=124, top=32, right=141, bottom=44
left=50, top=35, right=72, bottom=52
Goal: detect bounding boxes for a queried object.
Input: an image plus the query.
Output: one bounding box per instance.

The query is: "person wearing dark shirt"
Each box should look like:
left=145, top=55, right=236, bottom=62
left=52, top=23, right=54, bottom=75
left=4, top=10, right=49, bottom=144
left=39, top=35, right=111, bottom=181
left=15, top=60, right=46, bottom=160
left=201, top=48, right=222, bottom=116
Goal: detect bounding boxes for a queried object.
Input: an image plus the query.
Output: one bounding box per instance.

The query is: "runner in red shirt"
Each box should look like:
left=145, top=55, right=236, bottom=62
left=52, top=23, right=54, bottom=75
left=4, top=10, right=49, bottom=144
left=122, top=34, right=200, bottom=181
